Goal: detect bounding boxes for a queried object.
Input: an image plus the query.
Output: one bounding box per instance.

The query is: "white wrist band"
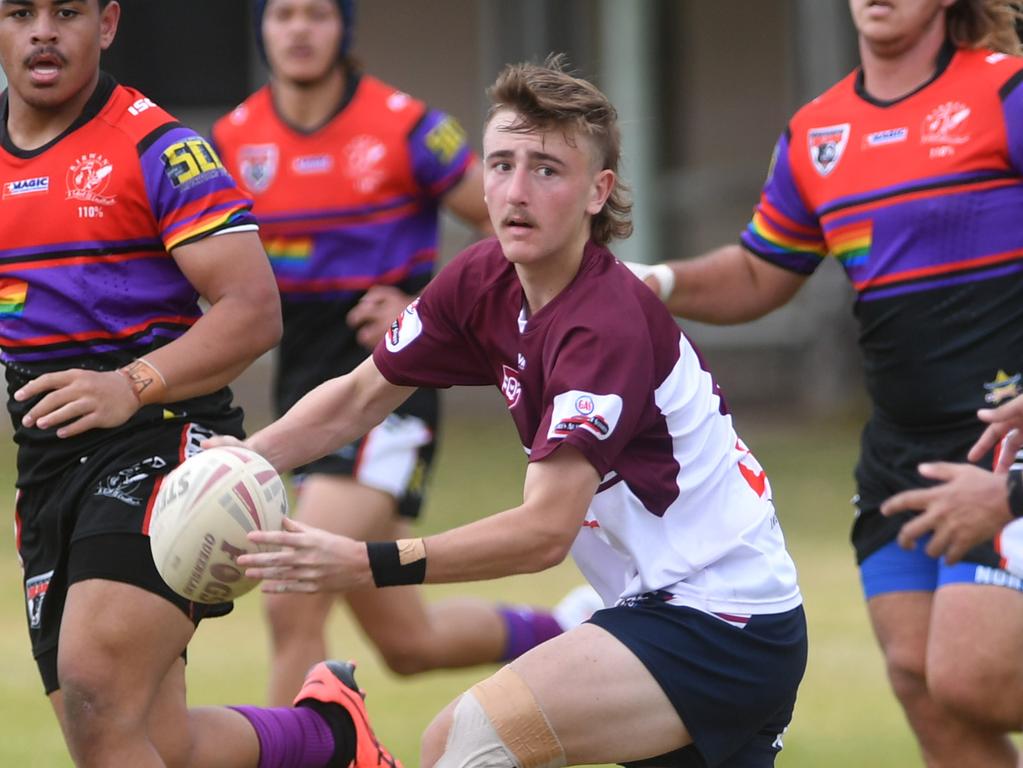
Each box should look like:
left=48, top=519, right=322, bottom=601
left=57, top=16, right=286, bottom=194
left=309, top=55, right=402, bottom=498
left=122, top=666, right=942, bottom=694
left=648, top=263, right=675, bottom=301
left=623, top=261, right=676, bottom=301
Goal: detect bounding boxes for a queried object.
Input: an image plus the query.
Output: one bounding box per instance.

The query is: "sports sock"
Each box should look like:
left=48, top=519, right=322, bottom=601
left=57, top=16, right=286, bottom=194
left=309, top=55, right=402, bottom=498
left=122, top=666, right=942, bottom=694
left=230, top=705, right=354, bottom=768
left=497, top=606, right=563, bottom=661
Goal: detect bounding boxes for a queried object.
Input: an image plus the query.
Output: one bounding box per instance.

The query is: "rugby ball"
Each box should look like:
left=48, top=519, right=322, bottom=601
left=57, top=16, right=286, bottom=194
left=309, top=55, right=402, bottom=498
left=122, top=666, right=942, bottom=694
left=149, top=446, right=287, bottom=604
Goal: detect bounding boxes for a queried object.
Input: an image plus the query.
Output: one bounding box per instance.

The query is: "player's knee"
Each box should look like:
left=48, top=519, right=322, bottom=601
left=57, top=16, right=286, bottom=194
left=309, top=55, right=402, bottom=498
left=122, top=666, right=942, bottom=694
left=882, top=646, right=928, bottom=704
left=60, top=671, right=126, bottom=752
left=375, top=635, right=437, bottom=676
left=431, top=666, right=566, bottom=768
left=928, top=660, right=1022, bottom=730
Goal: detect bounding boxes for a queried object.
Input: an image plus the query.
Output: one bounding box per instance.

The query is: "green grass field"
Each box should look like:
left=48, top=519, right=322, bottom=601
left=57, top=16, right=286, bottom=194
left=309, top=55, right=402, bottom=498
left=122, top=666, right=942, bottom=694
left=0, top=400, right=928, bottom=766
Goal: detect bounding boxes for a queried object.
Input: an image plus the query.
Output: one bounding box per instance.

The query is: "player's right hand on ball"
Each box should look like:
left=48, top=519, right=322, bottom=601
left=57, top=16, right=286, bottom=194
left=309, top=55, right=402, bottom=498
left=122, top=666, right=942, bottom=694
left=15, top=369, right=141, bottom=438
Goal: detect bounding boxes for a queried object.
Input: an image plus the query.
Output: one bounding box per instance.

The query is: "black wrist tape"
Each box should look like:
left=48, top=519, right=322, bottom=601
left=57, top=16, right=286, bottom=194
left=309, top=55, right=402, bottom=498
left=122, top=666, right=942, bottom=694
left=366, top=540, right=427, bottom=586
left=1008, top=469, right=1023, bottom=519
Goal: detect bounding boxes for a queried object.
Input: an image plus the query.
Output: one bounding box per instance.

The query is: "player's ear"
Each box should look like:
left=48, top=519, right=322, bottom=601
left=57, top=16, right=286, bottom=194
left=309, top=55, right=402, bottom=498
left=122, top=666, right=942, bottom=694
left=99, top=1, right=121, bottom=52
left=585, top=168, right=615, bottom=216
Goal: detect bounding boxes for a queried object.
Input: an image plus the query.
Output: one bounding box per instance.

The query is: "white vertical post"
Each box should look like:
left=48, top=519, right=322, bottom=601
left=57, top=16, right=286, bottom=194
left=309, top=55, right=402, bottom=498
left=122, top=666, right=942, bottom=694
left=599, top=0, right=656, bottom=263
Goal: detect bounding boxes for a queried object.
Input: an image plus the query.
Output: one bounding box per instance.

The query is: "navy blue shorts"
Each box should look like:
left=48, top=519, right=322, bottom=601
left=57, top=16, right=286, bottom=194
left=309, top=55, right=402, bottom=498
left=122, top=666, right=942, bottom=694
left=588, top=597, right=807, bottom=768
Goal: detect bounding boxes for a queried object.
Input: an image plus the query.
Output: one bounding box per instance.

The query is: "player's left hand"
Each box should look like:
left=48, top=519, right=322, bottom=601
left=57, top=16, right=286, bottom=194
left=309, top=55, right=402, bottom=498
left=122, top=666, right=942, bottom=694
left=14, top=368, right=140, bottom=438
left=880, top=462, right=1011, bottom=564
left=346, top=285, right=413, bottom=349
left=238, top=517, right=373, bottom=593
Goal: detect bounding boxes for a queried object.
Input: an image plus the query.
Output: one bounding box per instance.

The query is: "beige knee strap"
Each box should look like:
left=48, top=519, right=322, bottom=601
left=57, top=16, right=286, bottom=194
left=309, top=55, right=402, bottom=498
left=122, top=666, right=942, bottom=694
left=470, top=666, right=566, bottom=768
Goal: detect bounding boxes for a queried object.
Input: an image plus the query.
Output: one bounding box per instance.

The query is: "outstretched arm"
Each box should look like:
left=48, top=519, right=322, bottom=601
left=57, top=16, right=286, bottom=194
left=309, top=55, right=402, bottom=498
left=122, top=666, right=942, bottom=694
left=627, top=244, right=807, bottom=323
left=228, top=356, right=417, bottom=474
left=236, top=444, right=599, bottom=593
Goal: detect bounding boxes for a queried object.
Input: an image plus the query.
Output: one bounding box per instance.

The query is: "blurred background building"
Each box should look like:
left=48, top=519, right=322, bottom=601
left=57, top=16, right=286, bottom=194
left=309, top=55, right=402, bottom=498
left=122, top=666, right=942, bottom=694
left=2, top=0, right=868, bottom=417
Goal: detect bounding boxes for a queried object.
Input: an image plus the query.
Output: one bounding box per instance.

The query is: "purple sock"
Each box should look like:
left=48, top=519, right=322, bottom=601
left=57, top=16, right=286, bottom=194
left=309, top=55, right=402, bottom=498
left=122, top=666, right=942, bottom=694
left=231, top=706, right=335, bottom=768
left=498, top=606, right=564, bottom=661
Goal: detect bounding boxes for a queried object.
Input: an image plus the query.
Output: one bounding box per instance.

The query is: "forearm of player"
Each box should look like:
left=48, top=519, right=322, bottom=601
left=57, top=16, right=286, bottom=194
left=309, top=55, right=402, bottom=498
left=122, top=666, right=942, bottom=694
left=139, top=230, right=282, bottom=403
left=248, top=358, right=416, bottom=473
left=662, top=244, right=805, bottom=323
left=414, top=446, right=598, bottom=584
left=141, top=299, right=278, bottom=404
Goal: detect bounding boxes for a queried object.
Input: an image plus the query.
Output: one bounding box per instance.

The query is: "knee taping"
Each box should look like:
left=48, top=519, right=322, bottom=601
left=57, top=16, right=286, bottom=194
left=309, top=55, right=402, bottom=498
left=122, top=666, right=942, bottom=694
left=438, top=666, right=566, bottom=768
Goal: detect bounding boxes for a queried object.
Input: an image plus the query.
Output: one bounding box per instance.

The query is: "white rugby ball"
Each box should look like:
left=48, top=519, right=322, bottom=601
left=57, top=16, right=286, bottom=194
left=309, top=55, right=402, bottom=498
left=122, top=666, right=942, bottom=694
left=149, top=446, right=287, bottom=604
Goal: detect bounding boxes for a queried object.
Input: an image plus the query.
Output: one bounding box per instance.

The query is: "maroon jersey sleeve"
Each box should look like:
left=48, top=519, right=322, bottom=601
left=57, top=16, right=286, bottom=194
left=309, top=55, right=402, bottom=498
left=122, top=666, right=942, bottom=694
left=372, top=247, right=494, bottom=387
left=530, top=310, right=655, bottom=477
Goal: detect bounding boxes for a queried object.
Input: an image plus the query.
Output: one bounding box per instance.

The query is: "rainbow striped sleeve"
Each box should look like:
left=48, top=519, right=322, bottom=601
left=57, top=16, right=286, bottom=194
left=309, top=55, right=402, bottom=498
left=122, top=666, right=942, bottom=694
left=139, top=125, right=257, bottom=252
left=740, top=131, right=826, bottom=275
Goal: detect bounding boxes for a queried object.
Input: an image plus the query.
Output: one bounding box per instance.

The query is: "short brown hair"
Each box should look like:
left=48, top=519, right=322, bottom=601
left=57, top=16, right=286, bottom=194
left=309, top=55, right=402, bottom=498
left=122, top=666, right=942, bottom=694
left=485, top=54, right=633, bottom=246
left=947, top=0, right=1023, bottom=54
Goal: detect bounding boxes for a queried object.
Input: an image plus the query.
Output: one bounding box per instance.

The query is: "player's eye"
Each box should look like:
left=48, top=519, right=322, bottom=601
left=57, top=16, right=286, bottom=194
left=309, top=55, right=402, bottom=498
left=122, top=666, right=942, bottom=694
left=56, top=8, right=79, bottom=19
left=537, top=166, right=555, bottom=177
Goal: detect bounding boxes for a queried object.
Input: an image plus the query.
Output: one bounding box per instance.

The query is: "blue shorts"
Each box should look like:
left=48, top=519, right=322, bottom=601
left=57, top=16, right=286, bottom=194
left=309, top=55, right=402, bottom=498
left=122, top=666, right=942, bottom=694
left=860, top=536, right=1023, bottom=599
left=587, top=597, right=807, bottom=768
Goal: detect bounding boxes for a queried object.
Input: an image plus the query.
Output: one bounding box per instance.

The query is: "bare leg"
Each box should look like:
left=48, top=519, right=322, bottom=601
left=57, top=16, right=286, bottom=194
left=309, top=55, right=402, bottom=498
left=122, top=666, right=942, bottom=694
left=422, top=623, right=691, bottom=767
left=867, top=591, right=1015, bottom=768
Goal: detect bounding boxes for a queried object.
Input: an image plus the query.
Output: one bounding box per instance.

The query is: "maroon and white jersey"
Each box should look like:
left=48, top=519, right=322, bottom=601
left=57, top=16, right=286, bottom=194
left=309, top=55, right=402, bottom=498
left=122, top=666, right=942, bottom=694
left=373, top=238, right=802, bottom=616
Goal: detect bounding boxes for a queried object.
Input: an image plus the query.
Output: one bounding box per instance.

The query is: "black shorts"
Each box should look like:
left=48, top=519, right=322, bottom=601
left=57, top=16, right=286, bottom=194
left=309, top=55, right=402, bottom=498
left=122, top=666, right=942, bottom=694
left=588, top=598, right=807, bottom=768
left=16, top=422, right=234, bottom=693
left=852, top=417, right=1000, bottom=565
left=294, top=388, right=439, bottom=520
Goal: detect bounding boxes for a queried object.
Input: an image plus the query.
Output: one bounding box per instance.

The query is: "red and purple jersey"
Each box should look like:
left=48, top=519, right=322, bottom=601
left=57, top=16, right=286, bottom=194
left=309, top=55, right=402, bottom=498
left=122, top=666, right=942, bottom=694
left=211, top=72, right=474, bottom=415
left=374, top=239, right=801, bottom=616
left=0, top=74, right=254, bottom=483
left=743, top=46, right=1023, bottom=436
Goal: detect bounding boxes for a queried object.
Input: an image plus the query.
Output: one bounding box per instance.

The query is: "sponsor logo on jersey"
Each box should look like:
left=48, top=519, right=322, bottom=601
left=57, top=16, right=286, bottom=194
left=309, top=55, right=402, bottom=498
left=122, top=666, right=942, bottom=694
left=26, top=570, right=54, bottom=629
left=127, top=97, right=156, bottom=116
left=548, top=390, right=623, bottom=441
left=807, top=123, right=849, bottom=176
left=386, top=297, right=423, bottom=353
left=3, top=176, right=49, bottom=198
left=238, top=143, right=278, bottom=193
left=66, top=153, right=115, bottom=206
left=344, top=135, right=387, bottom=194
left=291, top=154, right=334, bottom=175
left=984, top=369, right=1022, bottom=405
left=921, top=101, right=971, bottom=146
left=501, top=364, right=522, bottom=408
left=162, top=138, right=227, bottom=189
left=425, top=116, right=467, bottom=165
left=864, top=127, right=908, bottom=148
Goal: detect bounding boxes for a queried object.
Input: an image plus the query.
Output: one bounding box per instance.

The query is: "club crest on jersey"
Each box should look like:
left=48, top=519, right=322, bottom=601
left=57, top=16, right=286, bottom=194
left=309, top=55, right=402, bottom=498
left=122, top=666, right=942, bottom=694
left=984, top=370, right=1022, bottom=405
left=548, top=390, right=623, bottom=441
left=26, top=570, right=54, bottom=629
left=344, top=135, right=387, bottom=194
left=386, top=297, right=423, bottom=353
left=501, top=365, right=523, bottom=408
left=921, top=101, right=971, bottom=145
left=807, top=124, right=849, bottom=176
left=238, top=144, right=278, bottom=193
left=3, top=176, right=48, bottom=198
left=66, top=153, right=115, bottom=206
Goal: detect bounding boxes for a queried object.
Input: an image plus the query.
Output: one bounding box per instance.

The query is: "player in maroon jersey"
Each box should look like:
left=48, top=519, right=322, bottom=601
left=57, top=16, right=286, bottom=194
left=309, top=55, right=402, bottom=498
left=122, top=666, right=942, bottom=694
left=628, top=1, right=1023, bottom=765
left=0, top=2, right=399, bottom=767
left=213, top=0, right=590, bottom=707
left=212, top=55, right=807, bottom=768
